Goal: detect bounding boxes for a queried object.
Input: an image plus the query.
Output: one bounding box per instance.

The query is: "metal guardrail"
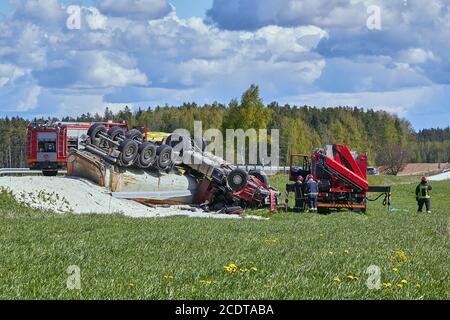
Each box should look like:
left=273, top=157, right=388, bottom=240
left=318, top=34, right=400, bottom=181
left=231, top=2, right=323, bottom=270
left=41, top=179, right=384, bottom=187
left=0, top=168, right=67, bottom=176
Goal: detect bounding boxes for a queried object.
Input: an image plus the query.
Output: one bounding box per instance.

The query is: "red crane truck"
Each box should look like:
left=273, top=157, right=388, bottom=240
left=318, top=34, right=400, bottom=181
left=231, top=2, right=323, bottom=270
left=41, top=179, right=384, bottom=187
left=287, top=144, right=391, bottom=213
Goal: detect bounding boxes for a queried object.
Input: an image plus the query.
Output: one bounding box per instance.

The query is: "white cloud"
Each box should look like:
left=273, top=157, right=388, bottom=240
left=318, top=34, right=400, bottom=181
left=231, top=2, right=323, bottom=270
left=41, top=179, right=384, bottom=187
left=0, top=66, right=42, bottom=112
left=98, top=0, right=172, bottom=20
left=84, top=7, right=108, bottom=30
left=398, top=48, right=437, bottom=65
left=280, top=85, right=443, bottom=117
left=14, top=0, right=66, bottom=27
left=78, top=52, right=149, bottom=88
left=0, top=64, right=26, bottom=87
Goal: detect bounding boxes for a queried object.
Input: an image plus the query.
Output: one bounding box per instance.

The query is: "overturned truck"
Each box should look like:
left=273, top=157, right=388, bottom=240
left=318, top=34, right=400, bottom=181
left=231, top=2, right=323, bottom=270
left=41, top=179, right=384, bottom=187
left=67, top=123, right=280, bottom=213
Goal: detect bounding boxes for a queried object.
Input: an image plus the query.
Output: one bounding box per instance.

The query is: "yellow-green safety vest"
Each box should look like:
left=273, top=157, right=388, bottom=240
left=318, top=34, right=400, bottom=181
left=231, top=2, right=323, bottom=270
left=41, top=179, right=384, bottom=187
left=418, top=185, right=430, bottom=200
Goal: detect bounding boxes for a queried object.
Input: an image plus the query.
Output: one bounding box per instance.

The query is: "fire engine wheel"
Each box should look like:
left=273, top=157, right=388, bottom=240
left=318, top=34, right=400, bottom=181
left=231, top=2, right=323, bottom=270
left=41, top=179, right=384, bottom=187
left=126, top=129, right=144, bottom=142
left=108, top=126, right=126, bottom=141
left=156, top=144, right=173, bottom=170
left=42, top=170, right=58, bottom=177
left=138, top=142, right=157, bottom=168
left=227, top=169, right=249, bottom=192
left=118, top=139, right=139, bottom=166
left=249, top=169, right=269, bottom=186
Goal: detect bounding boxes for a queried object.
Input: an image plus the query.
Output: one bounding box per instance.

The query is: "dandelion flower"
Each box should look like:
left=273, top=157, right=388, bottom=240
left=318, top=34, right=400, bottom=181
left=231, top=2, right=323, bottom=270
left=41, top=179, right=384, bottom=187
left=224, top=263, right=238, bottom=273
left=163, top=275, right=175, bottom=280
left=344, top=250, right=350, bottom=255
left=250, top=267, right=258, bottom=272
left=396, top=283, right=403, bottom=288
left=328, top=251, right=334, bottom=256
left=347, top=275, right=359, bottom=281
left=392, top=267, right=399, bottom=272
left=383, top=283, right=393, bottom=289
left=400, top=279, right=408, bottom=284
left=334, top=277, right=341, bottom=283
left=391, top=250, right=409, bottom=265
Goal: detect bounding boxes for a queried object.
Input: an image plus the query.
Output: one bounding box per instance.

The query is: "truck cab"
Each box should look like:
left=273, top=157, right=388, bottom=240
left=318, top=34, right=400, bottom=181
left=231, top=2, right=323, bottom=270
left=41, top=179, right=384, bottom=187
left=27, top=123, right=66, bottom=176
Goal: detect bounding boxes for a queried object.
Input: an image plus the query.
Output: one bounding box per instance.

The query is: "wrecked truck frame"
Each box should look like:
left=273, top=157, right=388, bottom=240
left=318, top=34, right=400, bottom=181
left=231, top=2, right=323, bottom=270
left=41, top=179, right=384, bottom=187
left=68, top=123, right=280, bottom=213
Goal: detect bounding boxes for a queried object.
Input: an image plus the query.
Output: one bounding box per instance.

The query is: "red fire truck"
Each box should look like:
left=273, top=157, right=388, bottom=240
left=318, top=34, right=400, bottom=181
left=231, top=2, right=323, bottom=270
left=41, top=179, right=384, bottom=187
left=26, top=122, right=128, bottom=176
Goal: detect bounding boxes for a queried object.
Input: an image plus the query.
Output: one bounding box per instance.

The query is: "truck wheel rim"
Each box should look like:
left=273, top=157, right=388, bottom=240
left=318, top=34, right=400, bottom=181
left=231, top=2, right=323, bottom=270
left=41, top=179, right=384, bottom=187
left=233, top=175, right=243, bottom=185
left=143, top=149, right=154, bottom=160
left=161, top=153, right=170, bottom=163
left=125, top=146, right=136, bottom=157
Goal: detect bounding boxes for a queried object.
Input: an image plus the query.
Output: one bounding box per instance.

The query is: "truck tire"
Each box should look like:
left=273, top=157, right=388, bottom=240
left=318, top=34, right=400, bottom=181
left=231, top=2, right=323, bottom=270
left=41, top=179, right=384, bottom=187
left=118, top=139, right=139, bottom=166
left=87, top=123, right=107, bottom=139
left=108, top=126, right=125, bottom=141
left=108, top=126, right=125, bottom=148
left=249, top=169, right=269, bottom=186
left=156, top=144, right=173, bottom=170
left=126, top=129, right=144, bottom=142
left=138, top=142, right=157, bottom=168
left=87, top=124, right=108, bottom=147
left=227, top=169, right=249, bottom=192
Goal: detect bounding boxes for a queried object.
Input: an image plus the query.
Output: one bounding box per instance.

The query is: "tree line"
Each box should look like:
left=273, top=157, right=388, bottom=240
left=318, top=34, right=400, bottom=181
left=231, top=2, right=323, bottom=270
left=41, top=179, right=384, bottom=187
left=0, top=85, right=448, bottom=169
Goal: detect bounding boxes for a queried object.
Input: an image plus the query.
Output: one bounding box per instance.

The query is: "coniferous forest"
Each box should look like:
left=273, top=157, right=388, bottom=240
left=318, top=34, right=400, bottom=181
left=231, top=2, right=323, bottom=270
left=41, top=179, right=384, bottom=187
left=0, top=86, right=449, bottom=168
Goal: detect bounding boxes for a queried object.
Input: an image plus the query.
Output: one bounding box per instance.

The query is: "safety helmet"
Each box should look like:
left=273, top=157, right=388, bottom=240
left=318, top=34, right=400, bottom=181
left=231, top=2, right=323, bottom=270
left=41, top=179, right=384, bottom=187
left=421, top=176, right=428, bottom=182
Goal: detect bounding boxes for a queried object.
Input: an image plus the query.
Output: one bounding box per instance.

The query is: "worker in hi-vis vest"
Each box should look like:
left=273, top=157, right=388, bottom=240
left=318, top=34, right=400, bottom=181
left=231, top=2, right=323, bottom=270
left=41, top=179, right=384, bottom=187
left=415, top=176, right=432, bottom=213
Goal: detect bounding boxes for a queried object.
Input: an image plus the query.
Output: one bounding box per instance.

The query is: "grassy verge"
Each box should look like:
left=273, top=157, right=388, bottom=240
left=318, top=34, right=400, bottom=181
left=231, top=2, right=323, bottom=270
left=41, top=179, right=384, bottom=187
left=0, top=177, right=449, bottom=300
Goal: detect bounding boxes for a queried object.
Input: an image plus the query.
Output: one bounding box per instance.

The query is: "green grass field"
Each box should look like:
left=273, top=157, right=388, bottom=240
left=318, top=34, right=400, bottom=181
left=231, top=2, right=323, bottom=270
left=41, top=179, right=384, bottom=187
left=0, top=175, right=449, bottom=300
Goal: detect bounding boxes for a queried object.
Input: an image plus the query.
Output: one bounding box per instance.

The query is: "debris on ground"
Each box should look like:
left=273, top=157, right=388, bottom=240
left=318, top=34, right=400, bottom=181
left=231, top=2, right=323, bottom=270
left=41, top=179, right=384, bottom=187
left=0, top=176, right=266, bottom=220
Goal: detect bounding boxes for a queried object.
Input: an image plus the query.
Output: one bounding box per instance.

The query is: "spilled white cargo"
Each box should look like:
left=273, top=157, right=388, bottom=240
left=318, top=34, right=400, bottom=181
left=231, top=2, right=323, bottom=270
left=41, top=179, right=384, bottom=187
left=0, top=176, right=265, bottom=220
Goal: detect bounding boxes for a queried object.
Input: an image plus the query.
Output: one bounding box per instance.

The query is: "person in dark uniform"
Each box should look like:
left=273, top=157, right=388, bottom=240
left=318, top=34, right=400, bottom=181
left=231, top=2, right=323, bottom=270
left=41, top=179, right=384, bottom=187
left=294, top=175, right=306, bottom=212
left=416, top=176, right=432, bottom=213
left=306, top=174, right=318, bottom=213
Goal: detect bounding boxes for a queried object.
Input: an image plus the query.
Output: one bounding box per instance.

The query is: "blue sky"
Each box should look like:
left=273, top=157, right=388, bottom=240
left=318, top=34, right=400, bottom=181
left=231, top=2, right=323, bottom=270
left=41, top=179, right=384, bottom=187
left=0, top=0, right=449, bottom=130
left=0, top=1, right=213, bottom=17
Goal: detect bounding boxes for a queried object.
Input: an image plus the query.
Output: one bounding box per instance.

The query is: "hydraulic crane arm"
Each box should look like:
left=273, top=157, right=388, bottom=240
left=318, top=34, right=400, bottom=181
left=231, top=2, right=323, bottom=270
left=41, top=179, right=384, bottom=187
left=314, top=152, right=369, bottom=192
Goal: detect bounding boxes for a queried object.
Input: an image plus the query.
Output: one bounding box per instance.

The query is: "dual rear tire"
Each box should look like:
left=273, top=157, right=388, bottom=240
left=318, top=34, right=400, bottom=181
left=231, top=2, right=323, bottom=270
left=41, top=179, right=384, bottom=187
left=118, top=139, right=139, bottom=166
left=156, top=144, right=173, bottom=171
left=137, top=142, right=158, bottom=168
left=87, top=124, right=173, bottom=170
